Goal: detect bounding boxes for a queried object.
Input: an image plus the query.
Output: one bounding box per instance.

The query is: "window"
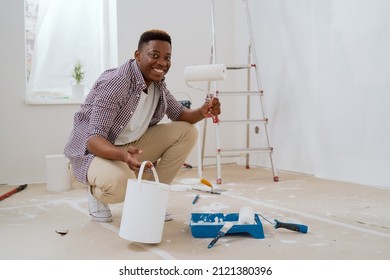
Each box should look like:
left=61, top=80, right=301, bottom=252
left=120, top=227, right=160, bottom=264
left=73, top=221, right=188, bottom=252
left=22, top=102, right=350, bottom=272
left=25, top=0, right=39, bottom=83
left=24, top=0, right=117, bottom=104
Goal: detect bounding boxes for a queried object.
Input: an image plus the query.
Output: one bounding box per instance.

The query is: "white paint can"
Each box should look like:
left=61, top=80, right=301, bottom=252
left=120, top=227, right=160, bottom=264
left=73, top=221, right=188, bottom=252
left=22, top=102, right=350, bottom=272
left=119, top=161, right=170, bottom=244
left=45, top=154, right=71, bottom=192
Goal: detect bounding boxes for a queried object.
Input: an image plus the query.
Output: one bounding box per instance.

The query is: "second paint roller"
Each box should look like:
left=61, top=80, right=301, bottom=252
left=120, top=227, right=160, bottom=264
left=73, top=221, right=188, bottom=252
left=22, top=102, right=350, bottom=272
left=239, top=206, right=308, bottom=233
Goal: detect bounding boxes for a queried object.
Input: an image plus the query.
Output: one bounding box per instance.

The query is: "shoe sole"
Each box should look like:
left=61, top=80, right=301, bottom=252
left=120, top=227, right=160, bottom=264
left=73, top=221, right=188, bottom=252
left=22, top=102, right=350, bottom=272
left=89, top=214, right=113, bottom=223
left=165, top=213, right=173, bottom=222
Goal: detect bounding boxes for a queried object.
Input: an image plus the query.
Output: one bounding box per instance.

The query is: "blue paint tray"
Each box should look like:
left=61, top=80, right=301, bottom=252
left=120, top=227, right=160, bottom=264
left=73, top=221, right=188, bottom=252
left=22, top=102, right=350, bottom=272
left=189, top=213, right=264, bottom=239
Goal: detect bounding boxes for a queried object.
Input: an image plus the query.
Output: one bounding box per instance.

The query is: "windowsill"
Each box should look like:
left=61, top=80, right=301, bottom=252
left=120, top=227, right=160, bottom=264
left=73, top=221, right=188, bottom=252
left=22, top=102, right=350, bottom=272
left=25, top=96, right=85, bottom=105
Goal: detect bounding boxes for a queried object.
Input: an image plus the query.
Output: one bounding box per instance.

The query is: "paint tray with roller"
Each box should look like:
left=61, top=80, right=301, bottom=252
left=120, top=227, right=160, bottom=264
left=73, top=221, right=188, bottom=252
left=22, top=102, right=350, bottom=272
left=189, top=212, right=265, bottom=239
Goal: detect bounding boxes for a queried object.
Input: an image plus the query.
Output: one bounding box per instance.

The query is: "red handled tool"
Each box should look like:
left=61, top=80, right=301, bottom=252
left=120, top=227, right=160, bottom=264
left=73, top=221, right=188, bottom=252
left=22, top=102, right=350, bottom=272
left=206, top=94, right=219, bottom=123
left=0, top=184, right=28, bottom=201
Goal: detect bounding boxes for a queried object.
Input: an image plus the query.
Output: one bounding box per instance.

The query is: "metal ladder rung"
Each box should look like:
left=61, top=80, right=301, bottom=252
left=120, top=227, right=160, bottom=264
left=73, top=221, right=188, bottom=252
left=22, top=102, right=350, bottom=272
left=203, top=147, right=273, bottom=158
left=217, top=90, right=263, bottom=96
left=226, top=64, right=255, bottom=70
left=204, top=154, right=247, bottom=159
left=219, top=119, right=268, bottom=124
left=219, top=147, right=273, bottom=155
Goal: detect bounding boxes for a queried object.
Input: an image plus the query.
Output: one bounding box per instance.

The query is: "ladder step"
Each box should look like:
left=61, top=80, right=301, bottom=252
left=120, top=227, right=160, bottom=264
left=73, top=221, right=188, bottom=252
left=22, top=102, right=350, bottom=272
left=200, top=0, right=278, bottom=183
left=219, top=119, right=268, bottom=124
left=203, top=154, right=242, bottom=159
left=219, top=147, right=273, bottom=154
left=203, top=147, right=273, bottom=158
left=226, top=64, right=255, bottom=70
left=217, top=90, right=263, bottom=96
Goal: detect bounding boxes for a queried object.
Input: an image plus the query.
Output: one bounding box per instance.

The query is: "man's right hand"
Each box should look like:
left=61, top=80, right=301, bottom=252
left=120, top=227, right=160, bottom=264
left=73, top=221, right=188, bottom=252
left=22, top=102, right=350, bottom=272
left=122, top=146, right=152, bottom=172
left=87, top=136, right=152, bottom=172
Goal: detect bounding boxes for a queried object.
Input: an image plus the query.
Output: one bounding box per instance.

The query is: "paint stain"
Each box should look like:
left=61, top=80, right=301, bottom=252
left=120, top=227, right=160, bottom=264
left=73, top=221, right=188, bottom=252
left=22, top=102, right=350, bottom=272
left=309, top=243, right=326, bottom=247
left=199, top=202, right=231, bottom=212
left=280, top=239, right=298, bottom=244
left=170, top=184, right=191, bottom=191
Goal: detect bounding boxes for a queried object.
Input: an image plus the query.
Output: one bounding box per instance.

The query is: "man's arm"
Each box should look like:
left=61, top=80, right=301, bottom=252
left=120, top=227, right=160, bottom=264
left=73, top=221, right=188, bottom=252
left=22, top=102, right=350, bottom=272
left=87, top=136, right=148, bottom=171
left=176, top=97, right=221, bottom=124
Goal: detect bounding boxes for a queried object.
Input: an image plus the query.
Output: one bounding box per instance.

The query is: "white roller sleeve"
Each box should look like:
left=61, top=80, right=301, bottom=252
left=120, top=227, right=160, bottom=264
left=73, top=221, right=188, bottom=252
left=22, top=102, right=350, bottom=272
left=238, top=206, right=256, bottom=225
left=184, top=64, right=227, bottom=82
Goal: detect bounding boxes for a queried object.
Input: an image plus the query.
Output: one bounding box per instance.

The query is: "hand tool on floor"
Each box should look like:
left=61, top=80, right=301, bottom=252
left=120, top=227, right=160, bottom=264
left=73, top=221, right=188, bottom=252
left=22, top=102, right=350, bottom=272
left=208, top=221, right=233, bottom=249
left=197, top=178, right=221, bottom=195
left=0, top=184, right=27, bottom=201
left=257, top=213, right=308, bottom=233
left=192, top=194, right=200, bottom=204
left=192, top=186, right=221, bottom=195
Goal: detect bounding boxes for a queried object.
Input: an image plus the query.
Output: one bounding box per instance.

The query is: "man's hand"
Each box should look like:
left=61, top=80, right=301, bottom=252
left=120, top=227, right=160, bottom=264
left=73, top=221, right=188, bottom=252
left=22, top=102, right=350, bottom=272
left=176, top=97, right=221, bottom=124
left=121, top=146, right=152, bottom=172
left=87, top=136, right=152, bottom=172
left=201, top=96, right=221, bottom=119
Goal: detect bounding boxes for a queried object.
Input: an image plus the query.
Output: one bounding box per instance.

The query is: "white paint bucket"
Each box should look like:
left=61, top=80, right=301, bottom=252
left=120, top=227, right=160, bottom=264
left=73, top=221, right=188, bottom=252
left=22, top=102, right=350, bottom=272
left=119, top=161, right=170, bottom=244
left=45, top=154, right=72, bottom=192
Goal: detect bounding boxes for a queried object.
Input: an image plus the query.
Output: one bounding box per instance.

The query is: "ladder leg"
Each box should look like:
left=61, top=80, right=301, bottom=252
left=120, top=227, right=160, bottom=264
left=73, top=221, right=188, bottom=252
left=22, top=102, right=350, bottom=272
left=215, top=123, right=222, bottom=184
left=269, top=148, right=279, bottom=182
left=210, top=0, right=223, bottom=184
left=200, top=0, right=279, bottom=183
left=195, top=123, right=203, bottom=179
left=201, top=117, right=207, bottom=171
left=244, top=0, right=279, bottom=182
left=246, top=45, right=251, bottom=169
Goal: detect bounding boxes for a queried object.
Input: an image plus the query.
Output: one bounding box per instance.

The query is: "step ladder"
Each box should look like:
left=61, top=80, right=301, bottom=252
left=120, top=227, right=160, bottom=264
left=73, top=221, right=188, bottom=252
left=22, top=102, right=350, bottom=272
left=201, top=0, right=279, bottom=183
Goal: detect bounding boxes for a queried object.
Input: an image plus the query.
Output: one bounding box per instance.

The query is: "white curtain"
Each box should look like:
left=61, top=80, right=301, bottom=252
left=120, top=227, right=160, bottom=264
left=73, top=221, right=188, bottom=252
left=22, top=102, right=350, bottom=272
left=27, top=0, right=116, bottom=97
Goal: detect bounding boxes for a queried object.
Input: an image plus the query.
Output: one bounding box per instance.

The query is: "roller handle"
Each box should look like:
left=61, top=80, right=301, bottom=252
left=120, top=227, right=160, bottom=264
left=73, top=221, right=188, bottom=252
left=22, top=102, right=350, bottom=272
left=206, top=95, right=219, bottom=124
left=274, top=219, right=308, bottom=233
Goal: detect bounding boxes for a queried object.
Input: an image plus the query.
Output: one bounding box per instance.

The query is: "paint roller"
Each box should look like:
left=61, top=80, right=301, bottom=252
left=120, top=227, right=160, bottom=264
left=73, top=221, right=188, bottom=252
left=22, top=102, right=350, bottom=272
left=238, top=206, right=308, bottom=233
left=184, top=64, right=227, bottom=83
left=238, top=206, right=256, bottom=225
left=184, top=64, right=227, bottom=123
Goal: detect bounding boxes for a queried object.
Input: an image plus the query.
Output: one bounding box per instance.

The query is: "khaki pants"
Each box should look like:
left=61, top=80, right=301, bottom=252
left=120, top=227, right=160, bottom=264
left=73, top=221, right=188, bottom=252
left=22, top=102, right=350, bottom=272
left=87, top=121, right=198, bottom=204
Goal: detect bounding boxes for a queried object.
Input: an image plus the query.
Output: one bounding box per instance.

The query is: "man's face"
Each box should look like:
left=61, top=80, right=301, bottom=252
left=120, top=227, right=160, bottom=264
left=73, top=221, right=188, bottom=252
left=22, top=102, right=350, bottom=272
left=135, top=40, right=172, bottom=86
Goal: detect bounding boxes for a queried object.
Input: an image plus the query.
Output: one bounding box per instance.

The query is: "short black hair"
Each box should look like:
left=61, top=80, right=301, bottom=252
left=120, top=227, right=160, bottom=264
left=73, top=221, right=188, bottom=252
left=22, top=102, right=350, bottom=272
left=138, top=29, right=172, bottom=49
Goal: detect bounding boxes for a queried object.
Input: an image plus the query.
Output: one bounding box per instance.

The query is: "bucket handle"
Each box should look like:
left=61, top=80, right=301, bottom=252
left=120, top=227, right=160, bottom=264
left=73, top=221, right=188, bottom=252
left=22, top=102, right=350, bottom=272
left=137, top=161, right=160, bottom=186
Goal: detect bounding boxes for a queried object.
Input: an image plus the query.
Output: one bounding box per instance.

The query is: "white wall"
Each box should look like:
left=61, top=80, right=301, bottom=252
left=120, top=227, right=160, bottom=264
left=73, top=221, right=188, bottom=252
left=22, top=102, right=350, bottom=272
left=237, top=0, right=390, bottom=187
left=0, top=0, right=79, bottom=185
left=1, top=0, right=389, bottom=188
left=0, top=0, right=235, bottom=185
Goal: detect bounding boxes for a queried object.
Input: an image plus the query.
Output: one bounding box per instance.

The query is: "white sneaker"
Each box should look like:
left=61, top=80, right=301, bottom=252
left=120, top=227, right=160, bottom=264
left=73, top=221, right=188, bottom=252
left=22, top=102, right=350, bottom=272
left=165, top=212, right=173, bottom=222
left=87, top=187, right=112, bottom=223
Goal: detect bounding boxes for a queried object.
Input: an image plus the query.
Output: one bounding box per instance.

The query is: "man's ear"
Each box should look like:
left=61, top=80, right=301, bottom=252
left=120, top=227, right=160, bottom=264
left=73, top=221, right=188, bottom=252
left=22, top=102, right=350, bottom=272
left=134, top=50, right=140, bottom=61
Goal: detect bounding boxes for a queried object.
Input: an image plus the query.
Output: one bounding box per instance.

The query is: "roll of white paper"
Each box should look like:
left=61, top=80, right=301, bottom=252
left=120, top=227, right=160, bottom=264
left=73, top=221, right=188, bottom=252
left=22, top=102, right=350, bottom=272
left=184, top=64, right=227, bottom=82
left=238, top=206, right=255, bottom=225
left=45, top=154, right=71, bottom=192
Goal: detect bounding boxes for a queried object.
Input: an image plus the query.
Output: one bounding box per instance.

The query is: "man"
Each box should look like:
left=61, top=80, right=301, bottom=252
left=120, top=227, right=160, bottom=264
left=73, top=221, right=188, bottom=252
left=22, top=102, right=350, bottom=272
left=64, top=29, right=221, bottom=223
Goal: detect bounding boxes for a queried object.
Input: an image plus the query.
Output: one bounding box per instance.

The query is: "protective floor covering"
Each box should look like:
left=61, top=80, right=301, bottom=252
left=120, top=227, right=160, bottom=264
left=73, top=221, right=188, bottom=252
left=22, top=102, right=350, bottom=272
left=0, top=164, right=389, bottom=260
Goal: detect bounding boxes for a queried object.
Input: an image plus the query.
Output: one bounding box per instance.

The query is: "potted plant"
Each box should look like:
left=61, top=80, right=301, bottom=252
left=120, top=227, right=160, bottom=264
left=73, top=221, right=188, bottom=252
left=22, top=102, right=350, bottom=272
left=71, top=59, right=85, bottom=99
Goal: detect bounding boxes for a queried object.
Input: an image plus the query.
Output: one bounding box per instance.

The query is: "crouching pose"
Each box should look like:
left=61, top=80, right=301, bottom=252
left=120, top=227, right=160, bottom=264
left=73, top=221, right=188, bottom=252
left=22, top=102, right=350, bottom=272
left=64, top=29, right=221, bottom=222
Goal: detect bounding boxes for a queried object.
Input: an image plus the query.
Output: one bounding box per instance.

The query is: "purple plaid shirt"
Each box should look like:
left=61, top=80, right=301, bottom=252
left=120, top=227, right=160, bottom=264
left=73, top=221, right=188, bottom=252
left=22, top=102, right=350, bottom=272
left=64, top=59, right=185, bottom=184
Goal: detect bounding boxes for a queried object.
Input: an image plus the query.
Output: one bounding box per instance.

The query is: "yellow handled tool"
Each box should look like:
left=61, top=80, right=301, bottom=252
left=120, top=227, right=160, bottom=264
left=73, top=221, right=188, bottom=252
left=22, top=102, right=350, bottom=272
left=199, top=178, right=221, bottom=195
